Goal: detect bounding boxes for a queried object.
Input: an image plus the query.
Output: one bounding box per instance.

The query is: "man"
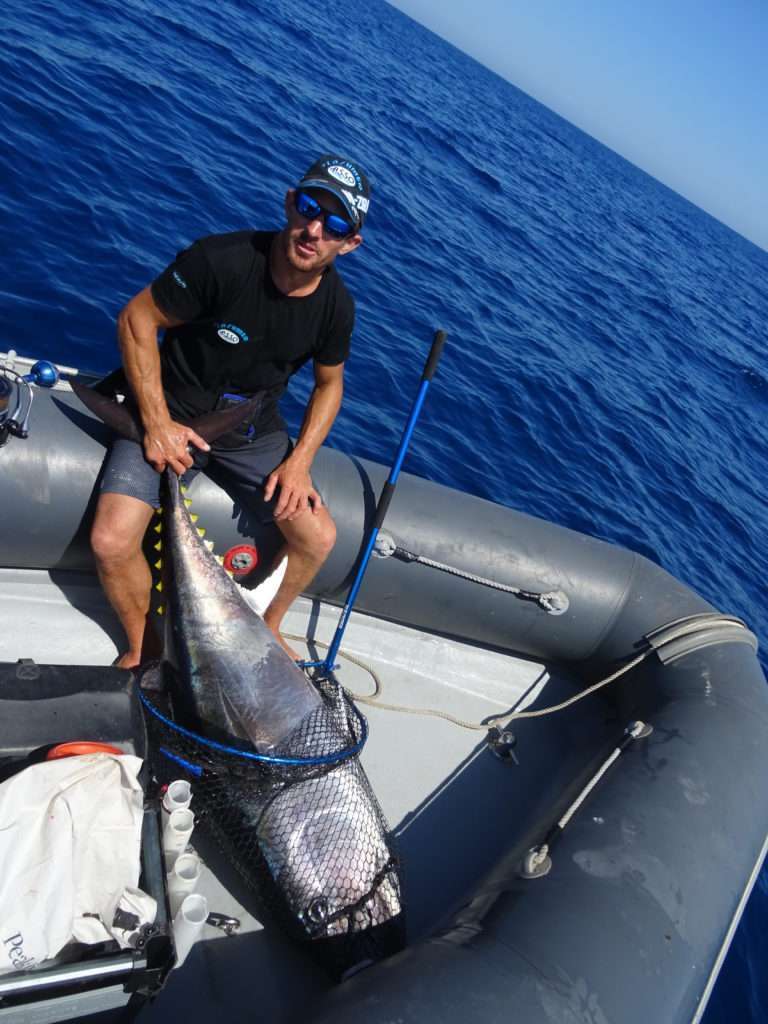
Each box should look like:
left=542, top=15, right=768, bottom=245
left=91, top=154, right=371, bottom=668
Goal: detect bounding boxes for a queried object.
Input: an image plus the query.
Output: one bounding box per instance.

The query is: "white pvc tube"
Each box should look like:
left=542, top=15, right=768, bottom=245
left=167, top=851, right=202, bottom=917
left=172, top=893, right=209, bottom=968
left=162, top=807, right=194, bottom=869
left=162, top=780, right=192, bottom=818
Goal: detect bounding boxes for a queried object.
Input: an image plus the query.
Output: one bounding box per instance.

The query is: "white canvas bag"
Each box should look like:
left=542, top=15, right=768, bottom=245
left=0, top=753, right=152, bottom=972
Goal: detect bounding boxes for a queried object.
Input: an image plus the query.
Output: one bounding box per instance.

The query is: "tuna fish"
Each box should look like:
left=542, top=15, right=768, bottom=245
left=71, top=380, right=405, bottom=974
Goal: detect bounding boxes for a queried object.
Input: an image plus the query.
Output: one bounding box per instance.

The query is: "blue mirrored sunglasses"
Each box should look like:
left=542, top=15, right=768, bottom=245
left=294, top=191, right=356, bottom=239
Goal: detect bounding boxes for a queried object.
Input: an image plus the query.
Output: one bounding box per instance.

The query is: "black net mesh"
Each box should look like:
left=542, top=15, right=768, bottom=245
left=141, top=674, right=405, bottom=977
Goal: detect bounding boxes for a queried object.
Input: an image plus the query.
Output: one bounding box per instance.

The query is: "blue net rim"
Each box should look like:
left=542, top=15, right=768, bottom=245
left=139, top=690, right=368, bottom=767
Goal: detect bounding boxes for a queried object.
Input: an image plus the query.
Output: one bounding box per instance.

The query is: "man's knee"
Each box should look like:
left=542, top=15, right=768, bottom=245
left=91, top=495, right=153, bottom=566
left=303, top=510, right=336, bottom=562
left=280, top=508, right=336, bottom=562
left=315, top=513, right=336, bottom=560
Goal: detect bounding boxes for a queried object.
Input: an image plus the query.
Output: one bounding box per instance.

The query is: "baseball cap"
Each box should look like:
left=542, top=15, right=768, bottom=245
left=297, top=154, right=371, bottom=229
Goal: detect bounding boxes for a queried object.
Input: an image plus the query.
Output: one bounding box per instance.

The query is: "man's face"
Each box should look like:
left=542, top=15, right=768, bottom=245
left=282, top=188, right=362, bottom=274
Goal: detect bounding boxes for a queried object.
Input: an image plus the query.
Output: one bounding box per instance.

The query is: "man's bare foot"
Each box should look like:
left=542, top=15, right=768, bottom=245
left=113, top=651, right=141, bottom=670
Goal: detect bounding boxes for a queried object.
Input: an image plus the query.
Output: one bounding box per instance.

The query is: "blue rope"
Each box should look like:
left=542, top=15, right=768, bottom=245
left=139, top=691, right=367, bottom=767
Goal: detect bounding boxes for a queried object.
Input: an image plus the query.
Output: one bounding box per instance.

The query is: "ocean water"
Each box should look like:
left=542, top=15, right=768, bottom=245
left=2, top=0, right=767, bottom=1017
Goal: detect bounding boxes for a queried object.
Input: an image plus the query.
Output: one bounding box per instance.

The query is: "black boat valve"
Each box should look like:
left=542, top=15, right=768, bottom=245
left=487, top=726, right=519, bottom=764
left=206, top=912, right=241, bottom=936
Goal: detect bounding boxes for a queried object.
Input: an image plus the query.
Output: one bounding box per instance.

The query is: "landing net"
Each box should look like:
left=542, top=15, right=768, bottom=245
left=141, top=674, right=405, bottom=977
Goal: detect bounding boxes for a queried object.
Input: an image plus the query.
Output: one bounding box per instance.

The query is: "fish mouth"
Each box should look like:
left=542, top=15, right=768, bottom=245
left=297, top=905, right=408, bottom=981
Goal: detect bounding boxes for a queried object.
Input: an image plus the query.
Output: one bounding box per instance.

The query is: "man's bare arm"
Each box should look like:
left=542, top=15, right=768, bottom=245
left=117, top=287, right=209, bottom=474
left=265, top=361, right=344, bottom=520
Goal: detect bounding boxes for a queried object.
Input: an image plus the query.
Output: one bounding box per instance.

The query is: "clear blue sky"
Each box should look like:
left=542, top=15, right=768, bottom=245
left=388, top=0, right=768, bottom=251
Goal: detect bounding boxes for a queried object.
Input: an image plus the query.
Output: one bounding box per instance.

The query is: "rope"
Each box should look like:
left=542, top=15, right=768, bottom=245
left=400, top=550, right=538, bottom=597
left=287, top=613, right=751, bottom=734
left=556, top=747, right=623, bottom=829
left=391, top=546, right=568, bottom=614
left=285, top=634, right=652, bottom=734
left=521, top=720, right=649, bottom=877
left=556, top=721, right=647, bottom=829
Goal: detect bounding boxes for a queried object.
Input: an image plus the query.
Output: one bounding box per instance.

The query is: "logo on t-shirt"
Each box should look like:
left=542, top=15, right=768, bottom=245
left=216, top=323, right=249, bottom=345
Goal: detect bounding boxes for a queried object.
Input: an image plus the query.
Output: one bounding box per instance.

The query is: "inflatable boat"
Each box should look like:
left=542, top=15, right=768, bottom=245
left=1, top=350, right=767, bottom=1024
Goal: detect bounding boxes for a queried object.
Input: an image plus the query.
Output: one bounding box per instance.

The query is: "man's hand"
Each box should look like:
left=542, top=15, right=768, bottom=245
left=263, top=361, right=341, bottom=521
left=143, top=420, right=210, bottom=475
left=264, top=455, right=323, bottom=521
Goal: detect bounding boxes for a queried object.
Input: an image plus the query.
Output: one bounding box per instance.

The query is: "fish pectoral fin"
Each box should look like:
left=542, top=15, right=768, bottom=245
left=220, top=687, right=258, bottom=743
left=69, top=380, right=144, bottom=444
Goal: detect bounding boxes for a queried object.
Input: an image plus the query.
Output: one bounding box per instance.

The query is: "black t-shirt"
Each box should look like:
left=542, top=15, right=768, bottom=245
left=150, top=230, right=354, bottom=434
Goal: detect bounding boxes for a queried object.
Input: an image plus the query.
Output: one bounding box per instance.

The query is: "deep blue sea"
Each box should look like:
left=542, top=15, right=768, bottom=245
left=2, top=0, right=767, bottom=1017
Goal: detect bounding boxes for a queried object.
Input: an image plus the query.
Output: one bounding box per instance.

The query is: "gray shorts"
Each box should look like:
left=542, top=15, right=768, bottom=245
left=100, top=430, right=294, bottom=524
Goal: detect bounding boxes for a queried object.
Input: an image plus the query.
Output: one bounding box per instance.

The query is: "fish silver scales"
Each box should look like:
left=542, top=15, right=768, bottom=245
left=164, top=469, right=322, bottom=752
left=256, top=756, right=402, bottom=936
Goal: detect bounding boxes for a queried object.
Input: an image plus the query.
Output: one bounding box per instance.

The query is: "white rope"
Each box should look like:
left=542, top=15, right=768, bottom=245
left=286, top=635, right=652, bottom=733
left=408, top=554, right=531, bottom=595
left=398, top=551, right=567, bottom=612
left=557, top=748, right=623, bottom=829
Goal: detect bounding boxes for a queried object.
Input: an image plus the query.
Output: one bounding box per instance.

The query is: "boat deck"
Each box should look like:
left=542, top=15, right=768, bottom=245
left=0, top=568, right=565, bottom=1022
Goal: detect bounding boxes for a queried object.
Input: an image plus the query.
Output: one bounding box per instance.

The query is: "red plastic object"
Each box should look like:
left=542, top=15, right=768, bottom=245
left=46, top=741, right=124, bottom=760
left=222, top=543, right=259, bottom=578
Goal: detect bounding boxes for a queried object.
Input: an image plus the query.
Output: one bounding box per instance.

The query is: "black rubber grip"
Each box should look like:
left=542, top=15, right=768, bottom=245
left=373, top=481, right=397, bottom=530
left=422, top=330, right=447, bottom=382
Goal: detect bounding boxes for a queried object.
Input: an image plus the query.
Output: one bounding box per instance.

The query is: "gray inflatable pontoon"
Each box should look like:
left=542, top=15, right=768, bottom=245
left=1, top=351, right=767, bottom=1024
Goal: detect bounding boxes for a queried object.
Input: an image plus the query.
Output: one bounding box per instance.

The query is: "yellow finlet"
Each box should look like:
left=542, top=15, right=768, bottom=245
left=156, top=606, right=164, bottom=615
left=154, top=522, right=162, bottom=534
left=155, top=581, right=163, bottom=593
left=154, top=559, right=162, bottom=570
left=190, top=514, right=199, bottom=523
left=197, top=528, right=206, bottom=538
left=204, top=540, right=215, bottom=551
left=184, top=499, right=193, bottom=508
left=154, top=540, right=162, bottom=552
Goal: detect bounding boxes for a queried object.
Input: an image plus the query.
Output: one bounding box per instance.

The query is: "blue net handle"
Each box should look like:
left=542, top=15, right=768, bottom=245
left=139, top=691, right=368, bottom=767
